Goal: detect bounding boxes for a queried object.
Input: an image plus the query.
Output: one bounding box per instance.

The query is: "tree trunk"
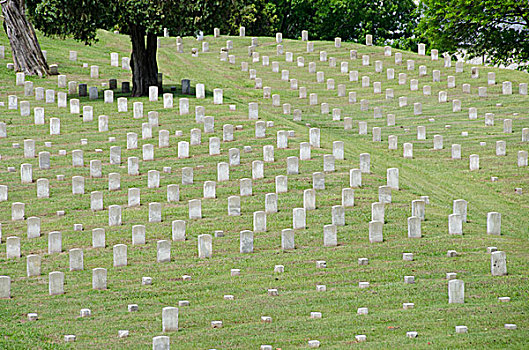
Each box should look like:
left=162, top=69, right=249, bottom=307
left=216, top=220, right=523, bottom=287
left=1, top=0, right=49, bottom=76
left=130, top=24, right=158, bottom=97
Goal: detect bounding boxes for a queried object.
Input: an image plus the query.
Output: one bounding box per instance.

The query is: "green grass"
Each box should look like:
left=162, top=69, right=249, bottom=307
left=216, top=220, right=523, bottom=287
left=0, top=27, right=528, bottom=349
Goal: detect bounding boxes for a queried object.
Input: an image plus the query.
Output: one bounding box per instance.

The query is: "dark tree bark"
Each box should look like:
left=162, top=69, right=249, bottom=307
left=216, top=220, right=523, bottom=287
left=1, top=0, right=49, bottom=76
left=130, top=24, right=158, bottom=97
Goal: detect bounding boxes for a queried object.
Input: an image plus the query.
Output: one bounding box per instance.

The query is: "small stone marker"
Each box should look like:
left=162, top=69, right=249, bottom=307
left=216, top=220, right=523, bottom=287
left=211, top=321, right=223, bottom=328
left=491, top=251, right=507, bottom=276
left=448, top=279, right=464, bottom=303
left=261, top=316, right=272, bottom=323
left=308, top=340, right=320, bottom=348
left=404, top=276, right=415, bottom=284
left=80, top=308, right=91, bottom=317
left=49, top=271, right=64, bottom=295
left=153, top=336, right=170, bottom=350
left=355, top=335, right=367, bottom=342
left=487, top=212, right=501, bottom=235
left=64, top=335, right=76, bottom=343
left=446, top=272, right=457, bottom=280
left=310, top=312, right=322, bottom=319
left=92, top=268, right=107, bottom=290
left=455, top=326, right=468, bottom=334
left=0, top=276, right=11, bottom=298
left=162, top=307, right=178, bottom=332
left=267, top=289, right=278, bottom=296
left=118, top=330, right=129, bottom=338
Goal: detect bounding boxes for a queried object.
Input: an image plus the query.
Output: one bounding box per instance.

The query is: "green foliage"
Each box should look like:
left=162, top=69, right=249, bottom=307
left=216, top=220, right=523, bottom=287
left=26, top=0, right=116, bottom=44
left=25, top=0, right=190, bottom=43
left=253, top=0, right=421, bottom=51
left=270, top=0, right=420, bottom=50
left=26, top=0, right=419, bottom=50
left=418, top=0, right=529, bottom=69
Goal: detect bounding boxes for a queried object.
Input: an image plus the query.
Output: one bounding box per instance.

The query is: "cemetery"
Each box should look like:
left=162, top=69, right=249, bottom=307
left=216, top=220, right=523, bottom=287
left=0, top=14, right=528, bottom=349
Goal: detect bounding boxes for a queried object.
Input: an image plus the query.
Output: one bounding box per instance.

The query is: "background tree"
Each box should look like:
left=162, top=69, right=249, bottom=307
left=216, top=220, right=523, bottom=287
left=236, top=0, right=420, bottom=50
left=126, top=0, right=420, bottom=50
left=418, top=0, right=529, bottom=69
left=1, top=0, right=49, bottom=76
left=26, top=0, right=192, bottom=96
left=291, top=0, right=419, bottom=49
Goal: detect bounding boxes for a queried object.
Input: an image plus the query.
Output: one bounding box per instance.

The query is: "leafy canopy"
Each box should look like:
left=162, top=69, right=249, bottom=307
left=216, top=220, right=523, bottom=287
left=26, top=0, right=191, bottom=44
left=26, top=0, right=419, bottom=51
left=418, top=0, right=529, bottom=69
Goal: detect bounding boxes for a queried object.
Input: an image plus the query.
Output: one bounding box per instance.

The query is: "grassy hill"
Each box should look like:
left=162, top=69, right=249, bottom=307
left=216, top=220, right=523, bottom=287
left=0, top=26, right=527, bottom=349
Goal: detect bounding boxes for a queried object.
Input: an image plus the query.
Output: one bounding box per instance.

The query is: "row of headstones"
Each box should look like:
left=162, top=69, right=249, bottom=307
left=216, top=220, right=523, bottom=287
left=6, top=109, right=207, bottom=137
left=4, top=80, right=208, bottom=123
left=2, top=192, right=498, bottom=238
left=65, top=50, right=131, bottom=71
left=12, top=115, right=243, bottom=167
left=334, top=111, right=529, bottom=153
left=207, top=27, right=375, bottom=48
left=10, top=81, right=522, bottom=134
left=355, top=122, right=529, bottom=166
left=14, top=71, right=132, bottom=98
left=0, top=245, right=510, bottom=306
left=4, top=226, right=213, bottom=263
left=6, top=115, right=276, bottom=169
left=3, top=215, right=506, bottom=280
left=4, top=151, right=371, bottom=215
